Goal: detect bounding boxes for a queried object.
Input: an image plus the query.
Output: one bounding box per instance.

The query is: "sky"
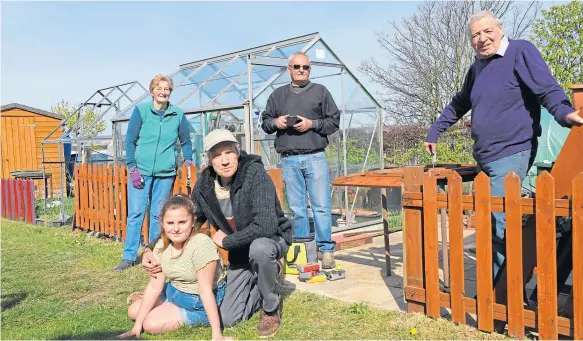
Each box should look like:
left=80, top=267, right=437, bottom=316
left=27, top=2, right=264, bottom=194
left=1, top=1, right=423, bottom=112
left=0, top=0, right=569, bottom=114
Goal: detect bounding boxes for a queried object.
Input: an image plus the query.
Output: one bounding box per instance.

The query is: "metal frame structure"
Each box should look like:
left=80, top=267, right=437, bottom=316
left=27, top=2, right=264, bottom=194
left=40, top=81, right=147, bottom=222
left=111, top=32, right=384, bottom=230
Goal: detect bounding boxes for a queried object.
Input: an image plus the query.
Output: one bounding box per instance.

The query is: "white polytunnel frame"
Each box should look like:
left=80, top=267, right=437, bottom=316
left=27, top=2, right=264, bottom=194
left=108, top=32, right=385, bottom=231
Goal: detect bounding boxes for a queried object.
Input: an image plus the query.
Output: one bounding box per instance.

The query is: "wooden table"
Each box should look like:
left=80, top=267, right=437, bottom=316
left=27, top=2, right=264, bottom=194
left=332, top=164, right=479, bottom=277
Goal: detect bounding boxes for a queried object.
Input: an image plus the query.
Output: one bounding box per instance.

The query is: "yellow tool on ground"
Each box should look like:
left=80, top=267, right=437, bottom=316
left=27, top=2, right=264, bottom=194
left=307, top=273, right=327, bottom=283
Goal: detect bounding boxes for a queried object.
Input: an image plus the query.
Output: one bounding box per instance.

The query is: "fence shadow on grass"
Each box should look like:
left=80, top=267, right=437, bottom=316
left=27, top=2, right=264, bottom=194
left=54, top=330, right=128, bottom=340
left=1, top=292, right=27, bottom=311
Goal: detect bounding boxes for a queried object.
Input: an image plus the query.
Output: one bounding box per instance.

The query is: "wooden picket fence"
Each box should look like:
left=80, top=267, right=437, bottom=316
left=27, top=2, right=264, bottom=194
left=402, top=168, right=581, bottom=340
left=73, top=164, right=284, bottom=245
left=1, top=178, right=36, bottom=223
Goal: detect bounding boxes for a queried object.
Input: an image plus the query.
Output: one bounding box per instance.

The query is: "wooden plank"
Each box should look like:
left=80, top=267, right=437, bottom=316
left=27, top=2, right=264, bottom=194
left=100, top=165, right=107, bottom=235
left=142, top=200, right=149, bottom=245
left=403, top=166, right=426, bottom=314
left=474, top=172, right=493, bottom=332
left=25, top=118, right=35, bottom=170
left=76, top=165, right=82, bottom=228
left=81, top=164, right=88, bottom=229
left=96, top=164, right=102, bottom=232
left=447, top=172, right=465, bottom=324
left=438, top=182, right=450, bottom=288
left=6, top=118, right=16, bottom=174
left=13, top=118, right=22, bottom=173
left=29, top=179, right=36, bottom=222
left=422, top=173, right=440, bottom=318
left=114, top=165, right=122, bottom=238
left=381, top=188, right=392, bottom=276
left=504, top=172, right=525, bottom=338
left=15, top=179, right=23, bottom=220
left=572, top=173, right=583, bottom=340
left=536, top=171, right=558, bottom=340
left=404, top=286, right=575, bottom=337
left=108, top=165, right=115, bottom=237
left=1, top=179, right=5, bottom=217
left=24, top=180, right=34, bottom=223
left=1, top=119, right=10, bottom=178
left=1, top=109, right=40, bottom=117
left=267, top=168, right=284, bottom=205
left=88, top=164, right=95, bottom=231
left=102, top=165, right=109, bottom=234
left=73, top=164, right=79, bottom=227
left=9, top=179, right=16, bottom=219
left=172, top=165, right=181, bottom=195
left=21, top=118, right=31, bottom=170
left=120, top=167, right=128, bottom=241
left=402, top=193, right=572, bottom=216
left=333, top=174, right=404, bottom=188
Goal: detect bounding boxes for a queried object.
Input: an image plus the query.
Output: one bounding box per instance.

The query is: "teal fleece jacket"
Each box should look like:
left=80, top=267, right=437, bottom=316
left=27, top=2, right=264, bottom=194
left=125, top=102, right=192, bottom=177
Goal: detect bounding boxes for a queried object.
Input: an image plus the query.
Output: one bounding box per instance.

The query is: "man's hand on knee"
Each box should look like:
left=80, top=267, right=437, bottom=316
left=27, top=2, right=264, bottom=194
left=141, top=248, right=162, bottom=278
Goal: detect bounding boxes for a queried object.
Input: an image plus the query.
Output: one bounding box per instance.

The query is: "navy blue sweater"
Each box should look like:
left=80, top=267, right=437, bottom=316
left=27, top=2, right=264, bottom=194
left=425, top=39, right=574, bottom=164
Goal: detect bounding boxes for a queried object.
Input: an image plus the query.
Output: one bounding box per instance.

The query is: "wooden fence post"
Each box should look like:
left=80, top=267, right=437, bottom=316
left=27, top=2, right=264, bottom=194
left=571, top=173, right=583, bottom=340
left=504, top=172, right=525, bottom=338
left=422, top=173, right=440, bottom=318
left=474, top=172, right=493, bottom=332
left=403, top=166, right=426, bottom=313
left=536, top=172, right=558, bottom=340
left=447, top=171, right=465, bottom=324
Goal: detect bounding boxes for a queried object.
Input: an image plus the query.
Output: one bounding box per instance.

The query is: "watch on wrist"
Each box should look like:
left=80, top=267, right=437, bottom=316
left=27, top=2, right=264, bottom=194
left=129, top=166, right=137, bottom=173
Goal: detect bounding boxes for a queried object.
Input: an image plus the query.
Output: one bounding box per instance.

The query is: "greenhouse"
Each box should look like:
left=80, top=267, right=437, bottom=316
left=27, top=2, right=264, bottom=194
left=88, top=33, right=384, bottom=230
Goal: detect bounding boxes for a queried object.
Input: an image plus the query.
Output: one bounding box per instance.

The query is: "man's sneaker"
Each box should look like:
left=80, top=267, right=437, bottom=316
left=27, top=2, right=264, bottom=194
left=257, top=309, right=281, bottom=338
left=321, top=252, right=336, bottom=269
left=114, top=259, right=135, bottom=271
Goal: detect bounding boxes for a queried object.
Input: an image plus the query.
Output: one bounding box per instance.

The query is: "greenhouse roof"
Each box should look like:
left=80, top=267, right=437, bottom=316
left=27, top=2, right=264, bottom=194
left=112, top=32, right=379, bottom=122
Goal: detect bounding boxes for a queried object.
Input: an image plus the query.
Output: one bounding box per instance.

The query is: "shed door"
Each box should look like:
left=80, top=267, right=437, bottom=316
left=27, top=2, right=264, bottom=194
left=1, top=117, right=38, bottom=178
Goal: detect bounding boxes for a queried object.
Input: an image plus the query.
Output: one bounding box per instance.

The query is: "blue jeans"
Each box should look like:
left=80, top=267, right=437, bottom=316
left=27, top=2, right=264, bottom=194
left=162, top=280, right=227, bottom=326
left=122, top=175, right=175, bottom=261
left=477, top=149, right=535, bottom=284
left=281, top=151, right=335, bottom=252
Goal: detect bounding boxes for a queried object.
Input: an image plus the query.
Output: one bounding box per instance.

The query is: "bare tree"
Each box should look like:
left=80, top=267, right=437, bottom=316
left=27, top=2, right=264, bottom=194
left=359, top=1, right=541, bottom=125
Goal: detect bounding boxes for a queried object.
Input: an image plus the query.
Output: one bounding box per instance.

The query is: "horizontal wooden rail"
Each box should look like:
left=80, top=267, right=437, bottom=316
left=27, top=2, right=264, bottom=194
left=404, top=286, right=574, bottom=337
left=402, top=192, right=572, bottom=216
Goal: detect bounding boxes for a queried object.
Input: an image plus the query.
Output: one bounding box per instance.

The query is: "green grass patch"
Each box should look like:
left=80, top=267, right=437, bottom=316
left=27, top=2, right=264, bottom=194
left=1, top=219, right=509, bottom=340
left=35, top=197, right=75, bottom=222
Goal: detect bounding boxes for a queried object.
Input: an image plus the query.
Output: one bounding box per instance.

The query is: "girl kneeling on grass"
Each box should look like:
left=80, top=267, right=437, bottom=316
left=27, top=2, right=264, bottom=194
left=120, top=195, right=231, bottom=340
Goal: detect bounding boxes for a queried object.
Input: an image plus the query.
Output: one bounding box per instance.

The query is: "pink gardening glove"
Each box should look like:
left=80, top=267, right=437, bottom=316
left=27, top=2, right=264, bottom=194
left=130, top=169, right=144, bottom=189
left=184, top=160, right=193, bottom=168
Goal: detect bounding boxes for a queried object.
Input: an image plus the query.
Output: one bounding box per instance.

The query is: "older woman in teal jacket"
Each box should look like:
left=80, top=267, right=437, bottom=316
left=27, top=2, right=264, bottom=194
left=115, top=74, right=193, bottom=271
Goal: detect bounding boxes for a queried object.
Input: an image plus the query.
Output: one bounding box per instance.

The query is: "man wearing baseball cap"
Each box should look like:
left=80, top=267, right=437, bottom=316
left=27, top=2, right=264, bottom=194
left=142, top=129, right=292, bottom=338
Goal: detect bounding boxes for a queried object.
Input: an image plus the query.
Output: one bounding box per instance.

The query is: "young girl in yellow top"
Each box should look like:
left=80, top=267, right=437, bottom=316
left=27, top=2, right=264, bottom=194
left=120, top=195, right=231, bottom=340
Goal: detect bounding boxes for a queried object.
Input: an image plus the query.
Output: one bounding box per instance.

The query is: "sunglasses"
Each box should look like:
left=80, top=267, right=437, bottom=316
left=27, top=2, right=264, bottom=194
left=289, top=64, right=311, bottom=70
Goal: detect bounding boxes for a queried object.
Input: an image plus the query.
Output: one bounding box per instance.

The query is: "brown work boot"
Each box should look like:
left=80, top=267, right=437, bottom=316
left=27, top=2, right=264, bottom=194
left=257, top=309, right=281, bottom=338
left=321, top=251, right=336, bottom=269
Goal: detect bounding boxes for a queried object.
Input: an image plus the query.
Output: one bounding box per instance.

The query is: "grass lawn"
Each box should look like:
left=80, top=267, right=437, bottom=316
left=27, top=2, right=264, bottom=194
left=1, top=219, right=509, bottom=340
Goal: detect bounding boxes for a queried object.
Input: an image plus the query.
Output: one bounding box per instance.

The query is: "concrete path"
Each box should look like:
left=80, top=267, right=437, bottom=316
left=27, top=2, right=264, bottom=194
left=280, top=228, right=479, bottom=313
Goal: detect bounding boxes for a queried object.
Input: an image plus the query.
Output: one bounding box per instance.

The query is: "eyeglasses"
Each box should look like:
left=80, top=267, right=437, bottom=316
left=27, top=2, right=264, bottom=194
left=289, top=64, right=311, bottom=71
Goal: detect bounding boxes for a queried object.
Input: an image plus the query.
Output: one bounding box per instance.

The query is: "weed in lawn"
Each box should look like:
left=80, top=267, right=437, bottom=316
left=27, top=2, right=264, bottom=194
left=345, top=302, right=370, bottom=315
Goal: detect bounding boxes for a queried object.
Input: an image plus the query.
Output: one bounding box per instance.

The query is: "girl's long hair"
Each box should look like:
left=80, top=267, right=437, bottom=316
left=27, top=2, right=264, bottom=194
left=158, top=195, right=201, bottom=256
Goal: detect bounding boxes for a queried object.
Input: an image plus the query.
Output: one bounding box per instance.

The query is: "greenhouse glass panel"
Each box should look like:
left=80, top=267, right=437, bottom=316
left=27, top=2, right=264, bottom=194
left=269, top=42, right=312, bottom=59
left=305, top=41, right=341, bottom=64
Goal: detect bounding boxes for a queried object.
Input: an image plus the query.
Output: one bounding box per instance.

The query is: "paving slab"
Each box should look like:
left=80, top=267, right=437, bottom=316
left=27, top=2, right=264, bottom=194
left=282, top=228, right=479, bottom=312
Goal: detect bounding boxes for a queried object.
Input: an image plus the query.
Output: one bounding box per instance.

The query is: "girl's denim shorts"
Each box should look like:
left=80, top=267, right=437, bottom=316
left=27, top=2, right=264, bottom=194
left=161, top=280, right=227, bottom=326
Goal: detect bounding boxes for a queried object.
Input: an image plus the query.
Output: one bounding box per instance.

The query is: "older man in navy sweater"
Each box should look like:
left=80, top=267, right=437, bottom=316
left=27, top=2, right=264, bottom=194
left=424, top=11, right=582, bottom=287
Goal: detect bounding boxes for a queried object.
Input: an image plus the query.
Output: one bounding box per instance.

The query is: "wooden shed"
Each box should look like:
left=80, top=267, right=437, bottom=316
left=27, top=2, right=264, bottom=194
left=1, top=103, right=64, bottom=197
